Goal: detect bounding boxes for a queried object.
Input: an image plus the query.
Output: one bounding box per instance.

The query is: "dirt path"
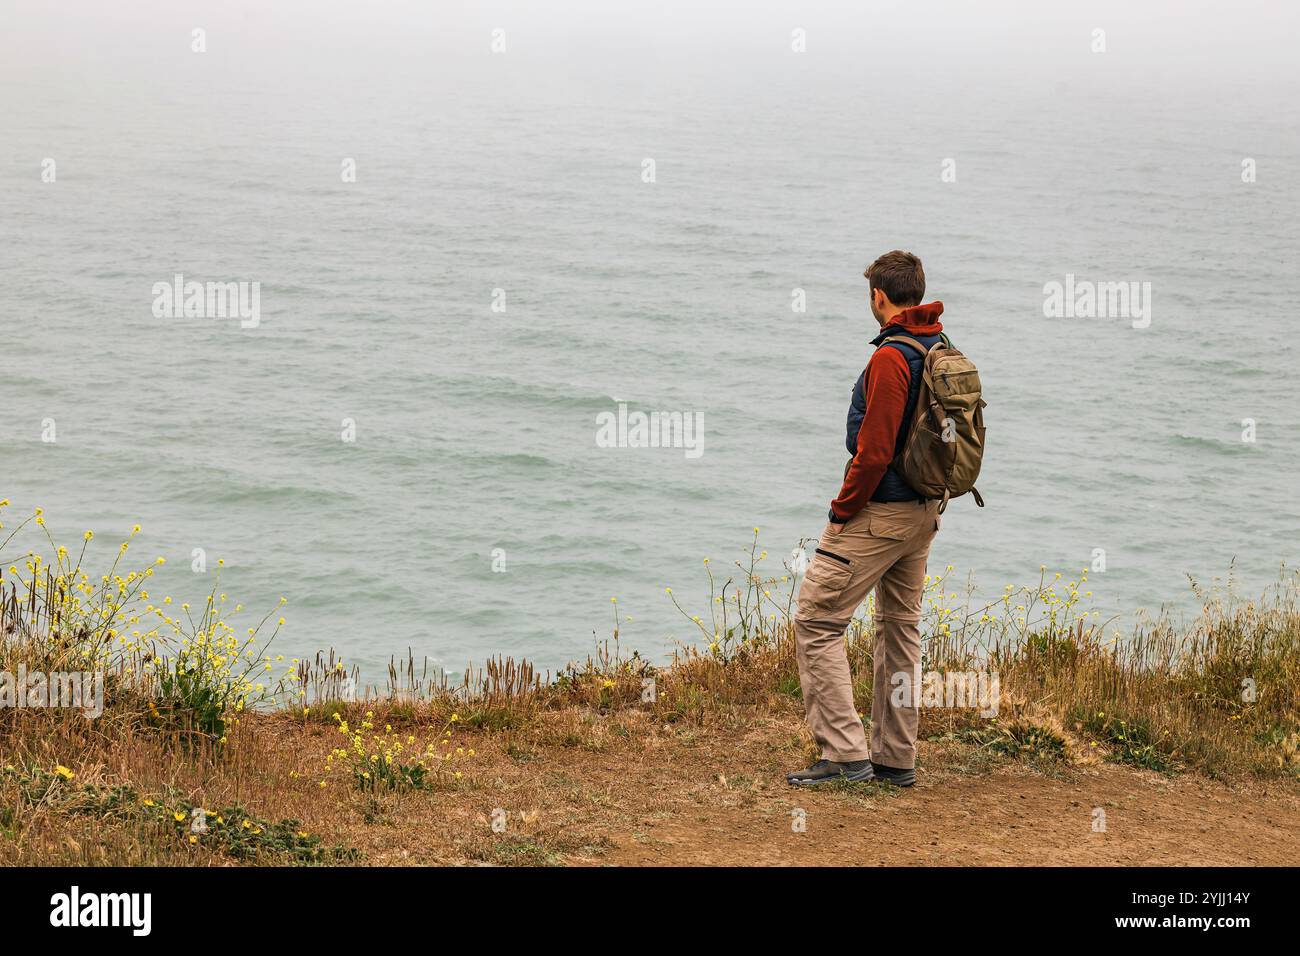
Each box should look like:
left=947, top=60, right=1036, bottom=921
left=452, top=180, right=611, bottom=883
left=532, top=729, right=1300, bottom=866
left=293, top=709, right=1300, bottom=867
left=587, top=765, right=1299, bottom=866
left=32, top=709, right=1293, bottom=867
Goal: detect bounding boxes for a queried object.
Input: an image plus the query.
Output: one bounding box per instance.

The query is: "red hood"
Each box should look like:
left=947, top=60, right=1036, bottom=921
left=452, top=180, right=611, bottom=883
left=883, top=301, right=944, bottom=336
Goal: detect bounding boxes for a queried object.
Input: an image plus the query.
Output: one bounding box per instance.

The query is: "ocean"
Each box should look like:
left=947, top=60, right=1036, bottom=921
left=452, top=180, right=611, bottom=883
left=3, top=2, right=1298, bottom=680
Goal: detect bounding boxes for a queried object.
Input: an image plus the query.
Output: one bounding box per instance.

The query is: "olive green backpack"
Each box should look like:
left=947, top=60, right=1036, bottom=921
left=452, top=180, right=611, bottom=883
left=880, top=333, right=987, bottom=513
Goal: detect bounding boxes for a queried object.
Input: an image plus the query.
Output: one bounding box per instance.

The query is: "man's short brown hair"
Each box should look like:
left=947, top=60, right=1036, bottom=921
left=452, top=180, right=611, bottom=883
left=865, top=250, right=926, bottom=307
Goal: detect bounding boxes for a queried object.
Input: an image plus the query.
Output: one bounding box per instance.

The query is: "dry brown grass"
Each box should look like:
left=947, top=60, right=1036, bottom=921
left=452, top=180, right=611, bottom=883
left=1, top=516, right=1297, bottom=865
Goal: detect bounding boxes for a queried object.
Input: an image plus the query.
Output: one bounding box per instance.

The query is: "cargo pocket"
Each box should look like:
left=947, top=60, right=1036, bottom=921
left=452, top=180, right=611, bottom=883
left=798, top=549, right=852, bottom=619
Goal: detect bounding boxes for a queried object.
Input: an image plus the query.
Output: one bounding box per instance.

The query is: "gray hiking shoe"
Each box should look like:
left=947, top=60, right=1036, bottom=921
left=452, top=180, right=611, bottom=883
left=787, top=758, right=875, bottom=787
left=870, top=762, right=916, bottom=787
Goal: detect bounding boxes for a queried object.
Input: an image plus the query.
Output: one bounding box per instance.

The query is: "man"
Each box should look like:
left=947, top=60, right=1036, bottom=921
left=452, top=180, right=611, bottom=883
left=788, top=250, right=945, bottom=788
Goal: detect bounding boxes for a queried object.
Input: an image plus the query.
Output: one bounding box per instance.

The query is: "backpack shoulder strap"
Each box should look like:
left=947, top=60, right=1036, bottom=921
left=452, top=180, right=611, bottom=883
left=879, top=335, right=930, bottom=359
left=881, top=335, right=948, bottom=428
left=867, top=335, right=922, bottom=389
left=867, top=335, right=936, bottom=400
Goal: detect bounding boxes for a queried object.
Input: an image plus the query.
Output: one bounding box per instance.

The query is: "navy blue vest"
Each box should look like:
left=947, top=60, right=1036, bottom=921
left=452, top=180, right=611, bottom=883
left=845, top=327, right=945, bottom=502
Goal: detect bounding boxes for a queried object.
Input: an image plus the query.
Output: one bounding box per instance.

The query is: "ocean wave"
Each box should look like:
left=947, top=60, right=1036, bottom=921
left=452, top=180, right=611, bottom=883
left=1169, top=434, right=1242, bottom=454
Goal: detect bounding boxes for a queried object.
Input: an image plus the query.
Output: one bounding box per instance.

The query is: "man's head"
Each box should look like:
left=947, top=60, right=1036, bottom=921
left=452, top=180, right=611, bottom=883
left=865, top=250, right=925, bottom=327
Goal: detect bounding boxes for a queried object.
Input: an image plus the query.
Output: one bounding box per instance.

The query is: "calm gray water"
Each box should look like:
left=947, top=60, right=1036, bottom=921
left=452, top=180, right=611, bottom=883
left=3, top=4, right=1298, bottom=678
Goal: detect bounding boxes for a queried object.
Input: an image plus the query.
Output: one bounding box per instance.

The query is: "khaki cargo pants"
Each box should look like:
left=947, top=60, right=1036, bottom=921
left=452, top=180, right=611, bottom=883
left=794, top=500, right=940, bottom=768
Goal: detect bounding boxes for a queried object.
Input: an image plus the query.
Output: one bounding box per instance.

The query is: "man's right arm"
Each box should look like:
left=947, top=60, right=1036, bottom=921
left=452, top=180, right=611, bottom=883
left=828, top=346, right=912, bottom=523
